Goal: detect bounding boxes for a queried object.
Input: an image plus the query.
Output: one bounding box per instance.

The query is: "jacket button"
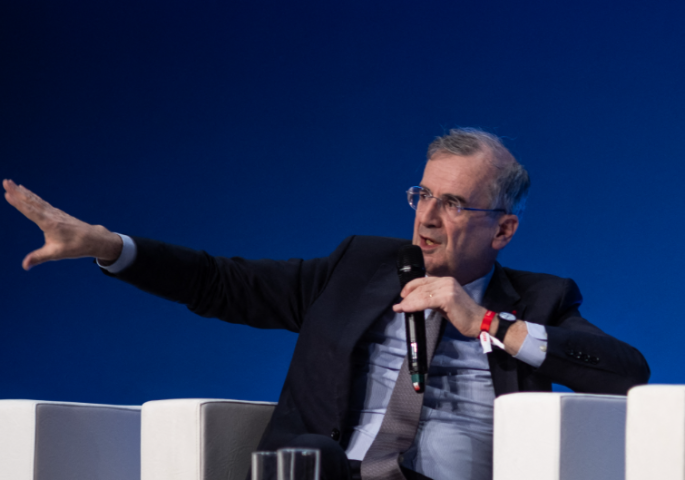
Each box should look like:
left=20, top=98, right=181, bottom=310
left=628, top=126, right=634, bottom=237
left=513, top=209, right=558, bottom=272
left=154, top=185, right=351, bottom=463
left=330, top=429, right=340, bottom=441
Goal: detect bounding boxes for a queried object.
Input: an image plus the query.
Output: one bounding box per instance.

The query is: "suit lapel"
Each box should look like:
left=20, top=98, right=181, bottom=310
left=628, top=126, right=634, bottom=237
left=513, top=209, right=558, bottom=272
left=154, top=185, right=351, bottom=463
left=334, top=261, right=400, bottom=418
left=337, top=260, right=400, bottom=351
left=482, top=263, right=526, bottom=396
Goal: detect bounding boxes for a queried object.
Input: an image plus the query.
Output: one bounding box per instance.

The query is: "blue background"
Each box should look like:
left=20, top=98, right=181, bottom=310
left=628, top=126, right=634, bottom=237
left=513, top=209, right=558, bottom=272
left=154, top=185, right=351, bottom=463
left=1, top=0, right=684, bottom=405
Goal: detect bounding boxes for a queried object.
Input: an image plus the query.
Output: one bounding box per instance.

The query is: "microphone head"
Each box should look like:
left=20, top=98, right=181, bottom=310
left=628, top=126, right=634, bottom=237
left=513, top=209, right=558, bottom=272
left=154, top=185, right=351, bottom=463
left=397, top=245, right=426, bottom=288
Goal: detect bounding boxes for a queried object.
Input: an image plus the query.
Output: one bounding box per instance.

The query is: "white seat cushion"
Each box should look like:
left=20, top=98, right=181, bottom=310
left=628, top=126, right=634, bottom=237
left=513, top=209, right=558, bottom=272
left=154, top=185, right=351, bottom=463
left=141, top=398, right=276, bottom=480
left=494, top=392, right=626, bottom=480
left=0, top=399, right=141, bottom=480
left=626, top=384, right=685, bottom=480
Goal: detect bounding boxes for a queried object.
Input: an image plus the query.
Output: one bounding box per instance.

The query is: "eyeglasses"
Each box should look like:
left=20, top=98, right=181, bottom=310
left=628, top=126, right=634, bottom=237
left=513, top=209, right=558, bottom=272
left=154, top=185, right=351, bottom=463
left=406, top=186, right=506, bottom=218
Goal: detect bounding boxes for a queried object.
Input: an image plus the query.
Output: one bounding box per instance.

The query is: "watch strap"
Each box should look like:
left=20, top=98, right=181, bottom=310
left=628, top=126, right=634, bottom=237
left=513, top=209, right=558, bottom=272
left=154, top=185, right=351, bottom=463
left=494, top=313, right=515, bottom=343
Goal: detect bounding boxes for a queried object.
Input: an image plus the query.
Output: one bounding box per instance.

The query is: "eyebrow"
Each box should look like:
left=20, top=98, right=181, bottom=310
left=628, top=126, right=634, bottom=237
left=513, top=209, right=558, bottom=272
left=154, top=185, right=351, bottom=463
left=419, top=184, right=469, bottom=205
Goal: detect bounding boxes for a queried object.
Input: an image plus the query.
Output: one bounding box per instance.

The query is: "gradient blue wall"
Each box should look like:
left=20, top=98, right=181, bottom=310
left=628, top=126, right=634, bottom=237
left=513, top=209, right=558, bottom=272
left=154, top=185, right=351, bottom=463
left=2, top=0, right=684, bottom=404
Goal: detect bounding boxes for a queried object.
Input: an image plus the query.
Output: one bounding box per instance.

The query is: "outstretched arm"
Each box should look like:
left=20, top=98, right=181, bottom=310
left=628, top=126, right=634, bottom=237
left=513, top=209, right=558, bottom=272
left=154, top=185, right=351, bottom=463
left=3, top=179, right=123, bottom=270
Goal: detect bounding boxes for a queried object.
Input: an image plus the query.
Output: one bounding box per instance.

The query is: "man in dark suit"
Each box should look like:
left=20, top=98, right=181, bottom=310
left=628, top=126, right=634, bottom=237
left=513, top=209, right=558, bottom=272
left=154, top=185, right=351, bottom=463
left=3, top=128, right=649, bottom=480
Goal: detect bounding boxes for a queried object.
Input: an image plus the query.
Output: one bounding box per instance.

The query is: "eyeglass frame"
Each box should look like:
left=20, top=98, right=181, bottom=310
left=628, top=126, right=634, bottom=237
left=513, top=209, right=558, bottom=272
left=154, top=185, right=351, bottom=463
left=406, top=186, right=507, bottom=216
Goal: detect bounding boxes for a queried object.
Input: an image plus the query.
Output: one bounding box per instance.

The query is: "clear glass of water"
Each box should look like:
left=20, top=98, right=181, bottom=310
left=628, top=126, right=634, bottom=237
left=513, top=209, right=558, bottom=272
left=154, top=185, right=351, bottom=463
left=277, top=448, right=321, bottom=480
left=252, top=451, right=279, bottom=480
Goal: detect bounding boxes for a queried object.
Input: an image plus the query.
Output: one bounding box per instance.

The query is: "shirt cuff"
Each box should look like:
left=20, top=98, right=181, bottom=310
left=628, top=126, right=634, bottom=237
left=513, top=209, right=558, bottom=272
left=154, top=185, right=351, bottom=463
left=512, top=322, right=548, bottom=368
left=97, top=234, right=137, bottom=274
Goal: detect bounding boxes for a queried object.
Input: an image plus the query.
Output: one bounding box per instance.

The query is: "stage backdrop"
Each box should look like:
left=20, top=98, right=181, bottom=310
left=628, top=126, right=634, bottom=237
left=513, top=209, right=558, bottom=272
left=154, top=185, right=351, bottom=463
left=1, top=0, right=684, bottom=405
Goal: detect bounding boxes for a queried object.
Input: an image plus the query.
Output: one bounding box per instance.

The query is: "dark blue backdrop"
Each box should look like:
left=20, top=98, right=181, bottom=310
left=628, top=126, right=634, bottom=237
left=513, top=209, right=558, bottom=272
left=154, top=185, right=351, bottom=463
left=2, top=0, right=684, bottom=404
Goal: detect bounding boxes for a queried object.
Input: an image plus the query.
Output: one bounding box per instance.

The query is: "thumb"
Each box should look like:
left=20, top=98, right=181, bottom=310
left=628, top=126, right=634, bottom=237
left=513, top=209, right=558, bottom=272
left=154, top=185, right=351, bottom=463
left=22, top=245, right=59, bottom=271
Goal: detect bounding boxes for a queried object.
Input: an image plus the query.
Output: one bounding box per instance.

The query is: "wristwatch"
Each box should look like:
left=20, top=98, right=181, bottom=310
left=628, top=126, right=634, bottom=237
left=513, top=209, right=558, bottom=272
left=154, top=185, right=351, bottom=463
left=494, top=312, right=517, bottom=343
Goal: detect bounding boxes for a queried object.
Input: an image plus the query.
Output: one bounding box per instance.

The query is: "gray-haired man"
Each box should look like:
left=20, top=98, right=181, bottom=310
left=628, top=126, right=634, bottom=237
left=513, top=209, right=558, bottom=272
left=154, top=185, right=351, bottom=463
left=4, top=128, right=649, bottom=480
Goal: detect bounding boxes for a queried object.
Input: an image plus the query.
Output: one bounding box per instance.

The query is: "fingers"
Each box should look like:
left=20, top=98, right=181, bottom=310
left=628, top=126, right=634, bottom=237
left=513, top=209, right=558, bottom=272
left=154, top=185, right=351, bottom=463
left=6, top=179, right=118, bottom=270
left=4, top=179, right=55, bottom=225
left=6, top=180, right=74, bottom=270
left=399, top=276, right=432, bottom=298
left=393, top=297, right=428, bottom=313
left=398, top=277, right=450, bottom=303
left=394, top=278, right=442, bottom=313
left=393, top=295, right=434, bottom=314
left=3, top=179, right=19, bottom=205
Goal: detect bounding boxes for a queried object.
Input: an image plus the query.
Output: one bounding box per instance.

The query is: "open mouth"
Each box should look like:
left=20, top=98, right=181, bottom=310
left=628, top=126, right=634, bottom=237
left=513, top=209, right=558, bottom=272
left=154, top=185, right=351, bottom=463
left=421, top=236, right=441, bottom=248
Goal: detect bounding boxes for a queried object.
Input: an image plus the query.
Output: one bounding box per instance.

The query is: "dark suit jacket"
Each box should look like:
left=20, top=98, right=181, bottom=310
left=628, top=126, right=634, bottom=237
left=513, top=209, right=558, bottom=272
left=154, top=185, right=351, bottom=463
left=110, top=234, right=650, bottom=451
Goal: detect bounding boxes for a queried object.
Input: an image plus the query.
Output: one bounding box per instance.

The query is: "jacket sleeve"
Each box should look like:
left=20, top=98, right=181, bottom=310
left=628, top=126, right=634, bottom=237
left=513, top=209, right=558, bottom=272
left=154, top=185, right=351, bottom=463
left=534, top=278, right=650, bottom=394
left=104, top=236, right=356, bottom=333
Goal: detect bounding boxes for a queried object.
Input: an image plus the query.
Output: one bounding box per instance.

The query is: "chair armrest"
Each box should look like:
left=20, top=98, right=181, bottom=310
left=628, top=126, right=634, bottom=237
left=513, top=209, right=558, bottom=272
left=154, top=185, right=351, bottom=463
left=0, top=399, right=141, bottom=480
left=494, top=392, right=626, bottom=480
left=626, top=384, right=685, bottom=480
left=141, top=398, right=276, bottom=480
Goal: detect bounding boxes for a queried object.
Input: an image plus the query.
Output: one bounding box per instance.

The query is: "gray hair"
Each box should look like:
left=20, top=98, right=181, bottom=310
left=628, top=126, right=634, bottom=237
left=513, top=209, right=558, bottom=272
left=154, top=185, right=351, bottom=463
left=426, top=128, right=530, bottom=216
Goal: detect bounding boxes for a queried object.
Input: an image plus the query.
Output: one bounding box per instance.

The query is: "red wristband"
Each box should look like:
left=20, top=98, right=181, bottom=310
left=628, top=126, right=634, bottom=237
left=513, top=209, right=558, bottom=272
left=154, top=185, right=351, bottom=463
left=480, top=310, right=496, bottom=333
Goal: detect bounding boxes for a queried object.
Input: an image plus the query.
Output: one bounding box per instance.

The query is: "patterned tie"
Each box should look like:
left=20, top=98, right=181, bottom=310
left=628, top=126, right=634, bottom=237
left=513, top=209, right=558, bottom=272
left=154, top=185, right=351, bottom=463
left=360, top=312, right=444, bottom=480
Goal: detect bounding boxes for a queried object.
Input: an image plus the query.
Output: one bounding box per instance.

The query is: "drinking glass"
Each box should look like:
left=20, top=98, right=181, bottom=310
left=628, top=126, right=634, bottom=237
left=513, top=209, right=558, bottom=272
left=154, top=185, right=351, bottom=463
left=252, top=451, right=279, bottom=480
left=277, top=448, right=321, bottom=480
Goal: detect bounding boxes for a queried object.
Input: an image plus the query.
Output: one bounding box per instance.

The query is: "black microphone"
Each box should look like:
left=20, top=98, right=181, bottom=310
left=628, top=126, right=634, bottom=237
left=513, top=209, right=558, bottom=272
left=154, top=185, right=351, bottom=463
left=397, top=245, right=427, bottom=393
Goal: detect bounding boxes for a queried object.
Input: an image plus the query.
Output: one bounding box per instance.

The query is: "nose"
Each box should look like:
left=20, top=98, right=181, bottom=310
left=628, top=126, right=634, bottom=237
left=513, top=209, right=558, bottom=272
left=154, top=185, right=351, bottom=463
left=417, top=196, right=443, bottom=228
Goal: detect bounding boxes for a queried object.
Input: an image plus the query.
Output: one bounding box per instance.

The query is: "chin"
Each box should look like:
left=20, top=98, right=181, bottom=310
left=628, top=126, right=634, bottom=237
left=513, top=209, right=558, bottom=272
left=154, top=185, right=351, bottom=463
left=424, top=262, right=446, bottom=277
left=425, top=258, right=458, bottom=278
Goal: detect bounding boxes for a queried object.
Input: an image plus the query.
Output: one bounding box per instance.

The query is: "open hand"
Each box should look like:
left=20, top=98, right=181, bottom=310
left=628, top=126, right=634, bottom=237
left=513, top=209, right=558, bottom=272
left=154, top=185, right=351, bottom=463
left=3, top=179, right=122, bottom=270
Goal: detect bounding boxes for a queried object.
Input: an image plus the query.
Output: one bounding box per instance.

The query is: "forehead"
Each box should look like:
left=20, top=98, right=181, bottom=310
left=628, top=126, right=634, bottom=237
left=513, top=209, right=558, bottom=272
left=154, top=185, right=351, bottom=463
left=420, top=151, right=497, bottom=202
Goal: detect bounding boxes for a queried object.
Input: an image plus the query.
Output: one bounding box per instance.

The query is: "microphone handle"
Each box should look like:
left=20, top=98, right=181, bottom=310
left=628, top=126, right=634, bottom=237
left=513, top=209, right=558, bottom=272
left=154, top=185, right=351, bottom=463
left=404, top=310, right=427, bottom=393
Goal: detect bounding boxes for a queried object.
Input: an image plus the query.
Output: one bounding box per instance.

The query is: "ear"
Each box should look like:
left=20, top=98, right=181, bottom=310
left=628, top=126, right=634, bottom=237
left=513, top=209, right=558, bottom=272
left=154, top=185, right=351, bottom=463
left=491, top=214, right=519, bottom=251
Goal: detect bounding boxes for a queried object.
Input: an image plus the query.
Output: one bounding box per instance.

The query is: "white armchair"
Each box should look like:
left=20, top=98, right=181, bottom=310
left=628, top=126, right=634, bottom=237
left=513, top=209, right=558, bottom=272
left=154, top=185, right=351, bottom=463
left=1, top=392, right=645, bottom=480
left=494, top=392, right=627, bottom=480
left=0, top=399, right=141, bottom=480
left=141, top=399, right=275, bottom=480
left=625, top=384, right=685, bottom=480
left=0, top=398, right=274, bottom=480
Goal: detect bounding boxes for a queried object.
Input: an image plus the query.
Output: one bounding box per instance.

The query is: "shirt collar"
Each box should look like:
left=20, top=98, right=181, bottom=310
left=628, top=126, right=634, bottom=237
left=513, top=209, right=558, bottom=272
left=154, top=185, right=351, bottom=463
left=461, top=267, right=495, bottom=306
